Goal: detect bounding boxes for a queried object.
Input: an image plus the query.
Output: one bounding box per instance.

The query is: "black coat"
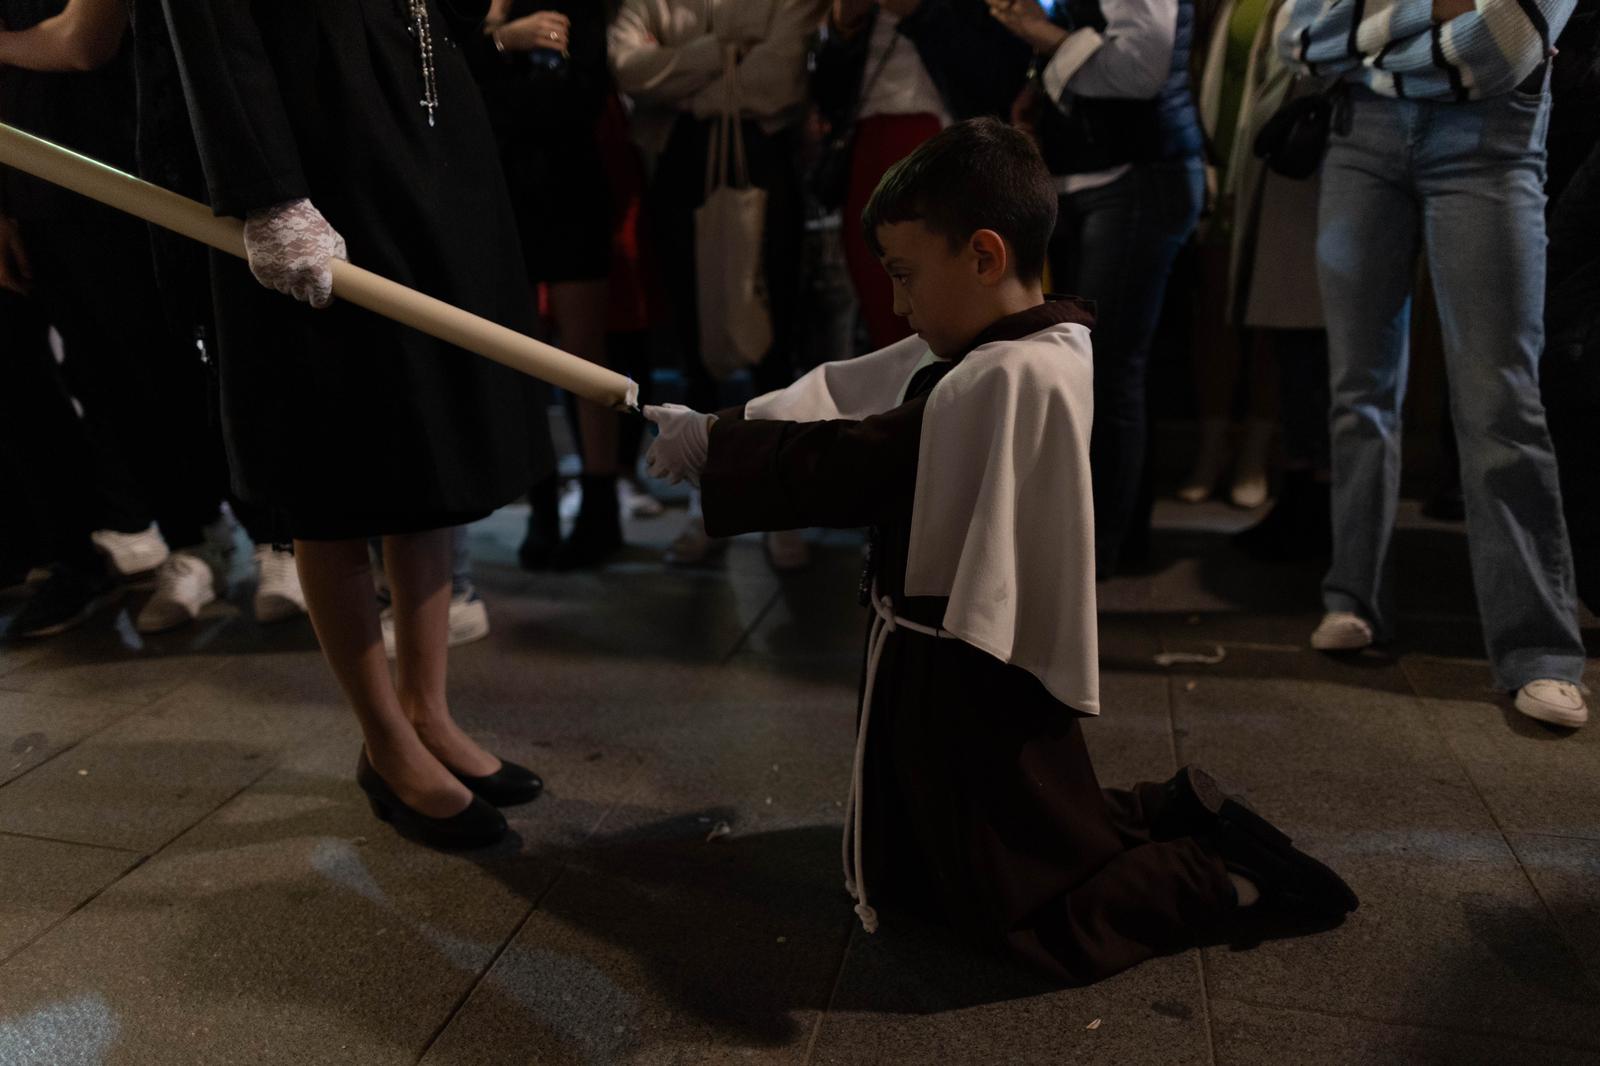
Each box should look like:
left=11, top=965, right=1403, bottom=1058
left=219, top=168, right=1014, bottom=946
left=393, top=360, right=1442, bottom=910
left=160, top=0, right=553, bottom=538
left=0, top=0, right=136, bottom=220
left=811, top=0, right=1033, bottom=132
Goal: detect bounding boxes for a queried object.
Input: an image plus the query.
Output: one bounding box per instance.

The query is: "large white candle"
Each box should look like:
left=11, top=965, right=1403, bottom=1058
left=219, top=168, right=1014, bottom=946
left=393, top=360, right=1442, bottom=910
left=0, top=122, right=639, bottom=410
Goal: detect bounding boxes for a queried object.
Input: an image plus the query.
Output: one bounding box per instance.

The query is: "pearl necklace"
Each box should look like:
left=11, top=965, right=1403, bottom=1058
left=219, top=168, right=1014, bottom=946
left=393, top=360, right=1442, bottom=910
left=407, top=0, right=440, bottom=126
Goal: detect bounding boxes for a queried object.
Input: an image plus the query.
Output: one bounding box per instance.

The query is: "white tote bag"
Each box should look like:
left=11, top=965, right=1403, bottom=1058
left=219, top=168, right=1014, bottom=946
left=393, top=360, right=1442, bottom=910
left=694, top=46, right=772, bottom=380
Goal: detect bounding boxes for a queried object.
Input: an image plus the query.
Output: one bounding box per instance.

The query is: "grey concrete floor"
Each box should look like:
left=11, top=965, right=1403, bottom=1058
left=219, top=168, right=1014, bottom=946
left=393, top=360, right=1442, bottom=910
left=2, top=496, right=1598, bottom=1066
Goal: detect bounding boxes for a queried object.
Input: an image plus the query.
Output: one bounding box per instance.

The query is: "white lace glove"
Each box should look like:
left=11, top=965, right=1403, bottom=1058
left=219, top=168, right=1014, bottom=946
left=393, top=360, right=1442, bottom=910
left=242, top=198, right=349, bottom=309
left=644, top=404, right=715, bottom=487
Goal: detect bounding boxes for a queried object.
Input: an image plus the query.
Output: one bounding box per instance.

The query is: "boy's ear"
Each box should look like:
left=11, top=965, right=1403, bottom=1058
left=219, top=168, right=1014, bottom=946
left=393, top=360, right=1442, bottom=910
left=969, top=229, right=1010, bottom=287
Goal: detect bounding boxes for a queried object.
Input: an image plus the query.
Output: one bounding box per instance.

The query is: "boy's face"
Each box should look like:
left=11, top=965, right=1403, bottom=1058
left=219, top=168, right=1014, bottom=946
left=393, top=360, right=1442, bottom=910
left=875, top=220, right=1005, bottom=358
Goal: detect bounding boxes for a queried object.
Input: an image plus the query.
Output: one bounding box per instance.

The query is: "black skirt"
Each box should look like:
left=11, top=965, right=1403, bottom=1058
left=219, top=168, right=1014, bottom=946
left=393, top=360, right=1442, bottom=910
left=164, top=0, right=555, bottom=539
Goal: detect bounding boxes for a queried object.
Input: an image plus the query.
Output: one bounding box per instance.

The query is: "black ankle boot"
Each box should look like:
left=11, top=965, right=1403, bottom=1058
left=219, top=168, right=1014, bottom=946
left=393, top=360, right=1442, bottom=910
left=356, top=751, right=507, bottom=849
left=518, top=474, right=563, bottom=571
left=552, top=475, right=623, bottom=570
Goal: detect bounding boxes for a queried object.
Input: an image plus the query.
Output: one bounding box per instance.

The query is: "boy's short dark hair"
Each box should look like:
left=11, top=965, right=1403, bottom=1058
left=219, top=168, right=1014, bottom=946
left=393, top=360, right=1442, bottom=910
left=862, top=117, right=1057, bottom=283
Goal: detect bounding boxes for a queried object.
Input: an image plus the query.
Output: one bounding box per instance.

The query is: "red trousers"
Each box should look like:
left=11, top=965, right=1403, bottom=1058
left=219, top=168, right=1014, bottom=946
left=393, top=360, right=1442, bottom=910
left=843, top=113, right=944, bottom=350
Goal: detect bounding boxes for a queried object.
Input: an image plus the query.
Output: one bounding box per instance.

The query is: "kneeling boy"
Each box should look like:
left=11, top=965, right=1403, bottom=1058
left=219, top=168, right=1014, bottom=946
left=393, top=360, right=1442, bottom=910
left=644, top=118, right=1356, bottom=983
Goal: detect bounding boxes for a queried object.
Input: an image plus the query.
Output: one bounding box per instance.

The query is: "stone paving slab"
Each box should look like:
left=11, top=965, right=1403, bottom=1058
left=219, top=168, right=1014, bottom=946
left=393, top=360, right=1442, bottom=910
left=0, top=689, right=136, bottom=790
left=0, top=609, right=226, bottom=708
left=811, top=930, right=1211, bottom=1066
left=0, top=834, right=139, bottom=963
left=1208, top=996, right=1600, bottom=1066
left=1509, top=833, right=1600, bottom=986
left=2, top=501, right=1598, bottom=1066
left=0, top=646, right=344, bottom=851
left=1203, top=848, right=1600, bottom=1049
left=422, top=692, right=859, bottom=1066
left=0, top=724, right=645, bottom=1066
left=1421, top=694, right=1600, bottom=842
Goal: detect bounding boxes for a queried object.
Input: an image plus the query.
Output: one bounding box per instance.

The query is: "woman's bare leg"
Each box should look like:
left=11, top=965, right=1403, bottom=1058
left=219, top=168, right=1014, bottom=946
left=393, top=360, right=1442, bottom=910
left=293, top=537, right=472, bottom=817
left=382, top=528, right=499, bottom=776
left=550, top=279, right=618, bottom=476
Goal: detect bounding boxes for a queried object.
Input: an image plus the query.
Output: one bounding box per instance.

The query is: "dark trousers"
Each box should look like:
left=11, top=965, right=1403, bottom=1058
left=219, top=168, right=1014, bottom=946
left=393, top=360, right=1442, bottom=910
left=648, top=113, right=805, bottom=411
left=0, top=293, right=105, bottom=569
left=864, top=631, right=1234, bottom=984
left=1271, top=328, right=1331, bottom=473
left=1051, top=159, right=1204, bottom=577
left=16, top=211, right=236, bottom=553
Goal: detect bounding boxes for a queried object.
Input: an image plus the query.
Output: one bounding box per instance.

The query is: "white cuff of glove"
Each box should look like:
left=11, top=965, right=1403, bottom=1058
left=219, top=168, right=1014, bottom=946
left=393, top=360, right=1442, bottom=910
left=644, top=404, right=714, bottom=488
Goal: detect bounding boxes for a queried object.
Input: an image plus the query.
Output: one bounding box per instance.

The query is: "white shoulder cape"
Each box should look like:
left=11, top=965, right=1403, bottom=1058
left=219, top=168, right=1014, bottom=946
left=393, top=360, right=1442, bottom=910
left=746, top=322, right=1099, bottom=715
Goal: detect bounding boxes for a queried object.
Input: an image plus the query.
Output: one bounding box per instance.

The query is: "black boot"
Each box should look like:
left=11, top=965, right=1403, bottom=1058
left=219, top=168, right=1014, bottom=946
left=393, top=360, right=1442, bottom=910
left=6, top=559, right=120, bottom=639
left=552, top=474, right=623, bottom=570
left=1233, top=471, right=1332, bottom=562
left=518, top=474, right=563, bottom=571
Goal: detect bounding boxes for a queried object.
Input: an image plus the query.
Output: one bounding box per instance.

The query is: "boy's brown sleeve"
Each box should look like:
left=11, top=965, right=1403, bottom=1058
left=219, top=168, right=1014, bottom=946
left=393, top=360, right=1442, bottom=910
left=701, top=398, right=928, bottom=536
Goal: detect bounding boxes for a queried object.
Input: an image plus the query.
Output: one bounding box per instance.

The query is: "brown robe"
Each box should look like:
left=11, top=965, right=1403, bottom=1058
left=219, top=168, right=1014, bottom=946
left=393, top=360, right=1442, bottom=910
left=702, top=300, right=1237, bottom=983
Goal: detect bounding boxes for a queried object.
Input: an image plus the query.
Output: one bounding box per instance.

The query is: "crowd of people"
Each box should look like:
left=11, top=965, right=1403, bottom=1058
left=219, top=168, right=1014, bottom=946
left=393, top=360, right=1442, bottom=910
left=0, top=0, right=1593, bottom=988
left=0, top=0, right=1592, bottom=686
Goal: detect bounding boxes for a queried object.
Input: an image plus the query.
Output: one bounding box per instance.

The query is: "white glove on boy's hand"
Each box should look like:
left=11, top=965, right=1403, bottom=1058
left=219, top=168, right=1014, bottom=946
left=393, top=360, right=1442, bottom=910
left=644, top=404, right=714, bottom=487
left=243, top=198, right=349, bottom=309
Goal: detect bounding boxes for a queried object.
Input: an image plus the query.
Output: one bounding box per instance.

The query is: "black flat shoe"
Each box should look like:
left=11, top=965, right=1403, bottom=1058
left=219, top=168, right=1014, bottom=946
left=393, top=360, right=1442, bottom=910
left=451, top=759, right=544, bottom=807
left=356, top=751, right=507, bottom=849
left=1215, top=816, right=1359, bottom=920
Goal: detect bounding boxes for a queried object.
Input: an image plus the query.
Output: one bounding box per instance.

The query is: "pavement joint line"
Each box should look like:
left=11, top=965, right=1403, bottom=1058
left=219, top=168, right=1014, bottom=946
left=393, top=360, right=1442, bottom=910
left=801, top=922, right=858, bottom=1066
left=1162, top=660, right=1219, bottom=1066
left=1405, top=669, right=1600, bottom=1003
left=0, top=848, right=147, bottom=971
left=718, top=585, right=783, bottom=667
left=0, top=752, right=282, bottom=896
left=1503, top=833, right=1600, bottom=998
left=411, top=750, right=656, bottom=1065
left=0, top=705, right=151, bottom=797
left=1206, top=993, right=1600, bottom=1055
left=0, top=828, right=143, bottom=856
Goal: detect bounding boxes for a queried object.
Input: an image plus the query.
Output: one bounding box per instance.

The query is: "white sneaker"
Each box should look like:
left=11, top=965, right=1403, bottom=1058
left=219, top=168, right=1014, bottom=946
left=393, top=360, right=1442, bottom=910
left=1310, top=611, right=1374, bottom=651
left=765, top=529, right=812, bottom=572
left=135, top=551, right=216, bottom=633
left=253, top=545, right=306, bottom=624
left=619, top=478, right=665, bottom=519
left=1515, top=679, right=1589, bottom=729
left=1177, top=420, right=1230, bottom=504
left=1230, top=420, right=1274, bottom=510
left=380, top=588, right=491, bottom=659
left=91, top=525, right=169, bottom=578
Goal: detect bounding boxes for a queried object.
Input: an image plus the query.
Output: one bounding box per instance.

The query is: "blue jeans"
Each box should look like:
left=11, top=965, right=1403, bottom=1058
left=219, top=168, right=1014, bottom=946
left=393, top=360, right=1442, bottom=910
left=1053, top=158, right=1205, bottom=576
left=1316, top=82, right=1583, bottom=689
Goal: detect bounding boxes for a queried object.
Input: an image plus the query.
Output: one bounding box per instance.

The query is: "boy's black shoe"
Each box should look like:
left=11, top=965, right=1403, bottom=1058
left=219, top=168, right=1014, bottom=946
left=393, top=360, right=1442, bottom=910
left=1155, top=766, right=1358, bottom=918
left=6, top=563, right=120, bottom=639
left=1214, top=817, right=1359, bottom=920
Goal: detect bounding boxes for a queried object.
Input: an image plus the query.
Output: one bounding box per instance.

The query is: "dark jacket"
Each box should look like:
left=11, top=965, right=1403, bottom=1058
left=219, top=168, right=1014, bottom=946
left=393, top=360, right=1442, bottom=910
left=1546, top=4, right=1600, bottom=370
left=1038, top=0, right=1204, bottom=175
left=812, top=0, right=1033, bottom=132
left=0, top=0, right=136, bottom=219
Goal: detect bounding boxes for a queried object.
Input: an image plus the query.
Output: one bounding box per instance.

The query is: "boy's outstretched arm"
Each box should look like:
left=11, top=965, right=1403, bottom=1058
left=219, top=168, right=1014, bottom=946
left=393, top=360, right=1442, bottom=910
left=644, top=401, right=928, bottom=535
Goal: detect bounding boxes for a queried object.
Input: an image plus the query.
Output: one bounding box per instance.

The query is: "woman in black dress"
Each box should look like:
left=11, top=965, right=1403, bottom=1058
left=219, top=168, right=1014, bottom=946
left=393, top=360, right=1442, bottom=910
left=467, top=0, right=623, bottom=569
left=161, top=0, right=553, bottom=847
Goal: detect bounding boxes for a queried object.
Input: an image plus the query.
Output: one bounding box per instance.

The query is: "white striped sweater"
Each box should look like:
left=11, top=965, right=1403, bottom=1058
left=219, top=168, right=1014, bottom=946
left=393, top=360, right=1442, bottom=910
left=1275, top=0, right=1576, bottom=100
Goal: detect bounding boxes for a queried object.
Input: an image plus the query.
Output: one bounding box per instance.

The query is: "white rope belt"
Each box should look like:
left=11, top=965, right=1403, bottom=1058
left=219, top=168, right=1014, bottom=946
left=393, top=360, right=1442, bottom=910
left=842, top=589, right=952, bottom=934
